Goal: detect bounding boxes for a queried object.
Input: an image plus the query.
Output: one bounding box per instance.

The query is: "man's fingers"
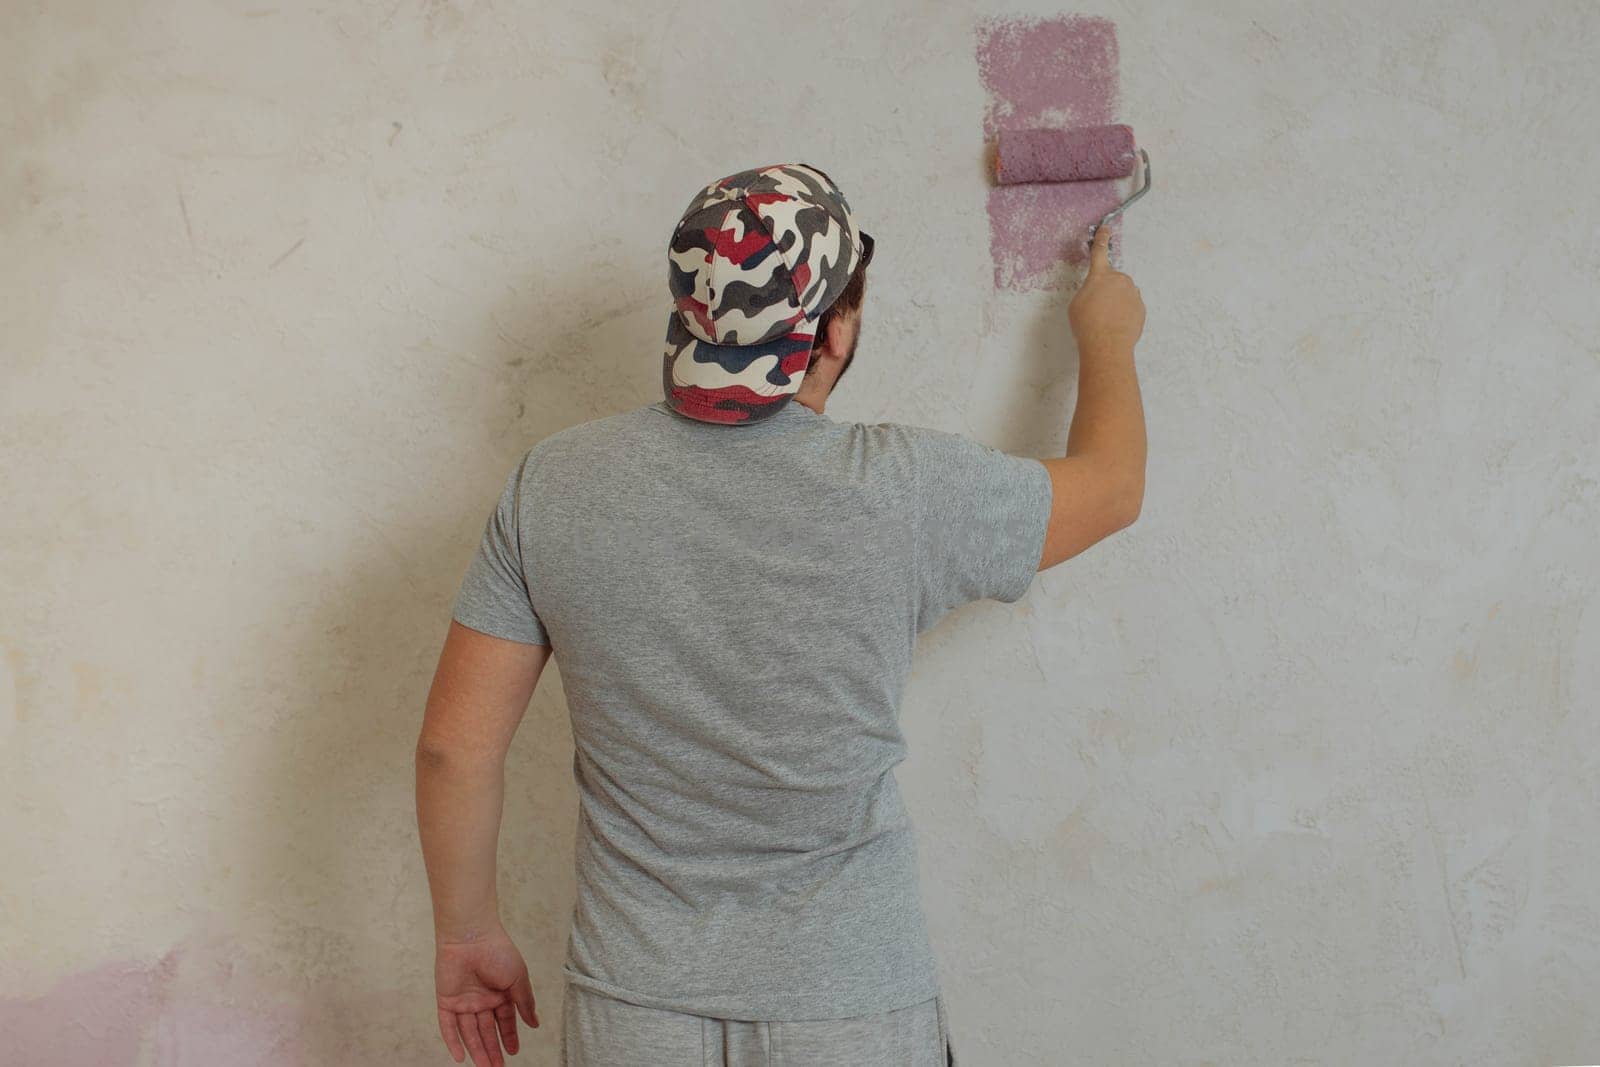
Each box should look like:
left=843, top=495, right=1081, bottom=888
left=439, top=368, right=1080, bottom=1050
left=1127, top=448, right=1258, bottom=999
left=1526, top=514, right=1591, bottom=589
left=459, top=1012, right=492, bottom=1067
left=476, top=1010, right=505, bottom=1067
left=512, top=975, right=540, bottom=1028
left=494, top=1001, right=520, bottom=1056
left=1088, top=223, right=1112, bottom=274
left=438, top=1009, right=467, bottom=1063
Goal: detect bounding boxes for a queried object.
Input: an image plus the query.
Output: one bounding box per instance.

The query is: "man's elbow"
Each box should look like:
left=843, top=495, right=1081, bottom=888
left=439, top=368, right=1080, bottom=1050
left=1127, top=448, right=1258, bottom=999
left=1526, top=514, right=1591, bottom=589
left=414, top=736, right=502, bottom=775
left=1117, top=485, right=1143, bottom=528
left=415, top=739, right=453, bottom=774
left=1105, top=470, right=1144, bottom=531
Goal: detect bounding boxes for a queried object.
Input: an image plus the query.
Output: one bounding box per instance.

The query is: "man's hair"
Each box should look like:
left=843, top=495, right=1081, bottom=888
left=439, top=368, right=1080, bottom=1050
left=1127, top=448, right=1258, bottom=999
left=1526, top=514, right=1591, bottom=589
left=794, top=163, right=868, bottom=379
left=808, top=259, right=867, bottom=376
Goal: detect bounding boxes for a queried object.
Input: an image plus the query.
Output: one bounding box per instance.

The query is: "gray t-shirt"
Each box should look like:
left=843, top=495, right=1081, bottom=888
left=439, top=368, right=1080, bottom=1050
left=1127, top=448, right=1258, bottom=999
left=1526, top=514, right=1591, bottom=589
left=450, top=398, right=1052, bottom=1021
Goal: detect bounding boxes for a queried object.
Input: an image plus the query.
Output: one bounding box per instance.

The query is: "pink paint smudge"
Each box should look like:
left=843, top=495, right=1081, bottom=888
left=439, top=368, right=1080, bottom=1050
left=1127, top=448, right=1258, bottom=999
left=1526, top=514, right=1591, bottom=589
left=0, top=942, right=310, bottom=1067
left=151, top=998, right=309, bottom=1067
left=976, top=15, right=1127, bottom=290
left=0, top=951, right=179, bottom=1067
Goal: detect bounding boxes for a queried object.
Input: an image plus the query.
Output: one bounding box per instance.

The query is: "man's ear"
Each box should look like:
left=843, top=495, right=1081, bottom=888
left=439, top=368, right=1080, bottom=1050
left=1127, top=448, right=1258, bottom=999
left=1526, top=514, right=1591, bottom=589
left=818, top=310, right=850, bottom=361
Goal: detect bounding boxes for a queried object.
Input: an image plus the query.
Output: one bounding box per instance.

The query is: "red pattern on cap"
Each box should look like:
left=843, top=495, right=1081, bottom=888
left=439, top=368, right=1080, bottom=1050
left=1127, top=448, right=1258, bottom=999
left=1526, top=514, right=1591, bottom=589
left=705, top=225, right=772, bottom=266
left=667, top=383, right=790, bottom=424
left=744, top=192, right=793, bottom=211
left=789, top=261, right=812, bottom=301
left=675, top=294, right=715, bottom=338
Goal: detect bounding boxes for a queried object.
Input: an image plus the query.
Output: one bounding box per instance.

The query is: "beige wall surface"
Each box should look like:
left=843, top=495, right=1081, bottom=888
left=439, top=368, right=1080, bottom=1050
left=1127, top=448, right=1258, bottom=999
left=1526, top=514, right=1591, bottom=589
left=3, top=1, right=1596, bottom=1064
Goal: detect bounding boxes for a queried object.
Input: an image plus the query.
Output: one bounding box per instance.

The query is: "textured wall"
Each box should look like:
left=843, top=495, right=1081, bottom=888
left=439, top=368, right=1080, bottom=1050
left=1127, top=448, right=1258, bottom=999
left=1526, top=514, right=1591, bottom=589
left=3, top=1, right=1597, bottom=1064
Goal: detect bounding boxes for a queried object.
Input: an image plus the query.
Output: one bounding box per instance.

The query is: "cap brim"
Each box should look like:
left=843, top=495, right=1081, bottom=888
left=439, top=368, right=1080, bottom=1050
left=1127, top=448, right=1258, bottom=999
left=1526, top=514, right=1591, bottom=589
left=661, top=312, right=815, bottom=425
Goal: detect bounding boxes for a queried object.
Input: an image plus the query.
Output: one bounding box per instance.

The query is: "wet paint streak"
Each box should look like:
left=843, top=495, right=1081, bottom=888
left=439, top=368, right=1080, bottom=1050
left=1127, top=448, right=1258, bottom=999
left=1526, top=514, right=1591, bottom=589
left=976, top=15, right=1126, bottom=290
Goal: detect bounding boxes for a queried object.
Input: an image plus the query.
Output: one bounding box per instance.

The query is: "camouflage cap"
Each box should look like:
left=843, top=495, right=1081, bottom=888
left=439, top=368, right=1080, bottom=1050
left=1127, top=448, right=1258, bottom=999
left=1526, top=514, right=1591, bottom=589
left=662, top=163, right=870, bottom=425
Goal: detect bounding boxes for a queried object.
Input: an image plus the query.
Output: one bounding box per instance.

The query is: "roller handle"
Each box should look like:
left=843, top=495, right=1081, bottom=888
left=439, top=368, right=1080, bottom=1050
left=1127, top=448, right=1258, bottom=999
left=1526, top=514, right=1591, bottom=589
left=1087, top=149, right=1152, bottom=266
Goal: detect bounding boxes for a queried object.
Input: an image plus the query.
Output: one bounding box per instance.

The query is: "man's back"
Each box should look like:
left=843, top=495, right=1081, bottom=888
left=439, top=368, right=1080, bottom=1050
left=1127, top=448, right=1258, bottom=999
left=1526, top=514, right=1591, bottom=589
left=450, top=397, right=1052, bottom=1020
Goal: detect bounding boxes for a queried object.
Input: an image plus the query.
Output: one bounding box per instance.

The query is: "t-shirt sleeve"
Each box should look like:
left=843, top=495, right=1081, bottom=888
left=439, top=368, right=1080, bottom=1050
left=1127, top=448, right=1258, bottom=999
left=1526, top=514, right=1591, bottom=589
left=897, top=424, right=1053, bottom=632
left=450, top=449, right=551, bottom=646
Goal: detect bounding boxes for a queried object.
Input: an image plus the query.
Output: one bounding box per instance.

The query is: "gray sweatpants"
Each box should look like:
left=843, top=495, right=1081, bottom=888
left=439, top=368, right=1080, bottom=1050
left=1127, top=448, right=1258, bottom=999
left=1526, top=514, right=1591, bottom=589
left=559, top=982, right=957, bottom=1066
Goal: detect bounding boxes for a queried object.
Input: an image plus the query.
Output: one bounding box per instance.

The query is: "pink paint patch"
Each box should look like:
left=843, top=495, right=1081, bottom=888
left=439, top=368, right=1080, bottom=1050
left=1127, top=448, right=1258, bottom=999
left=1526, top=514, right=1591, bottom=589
left=976, top=15, right=1127, bottom=290
left=152, top=998, right=309, bottom=1067
left=0, top=951, right=179, bottom=1067
left=0, top=941, right=310, bottom=1067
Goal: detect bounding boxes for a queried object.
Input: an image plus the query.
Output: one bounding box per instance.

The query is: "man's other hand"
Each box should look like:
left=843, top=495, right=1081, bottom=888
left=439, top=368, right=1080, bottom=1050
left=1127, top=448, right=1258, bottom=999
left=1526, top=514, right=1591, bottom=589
left=434, top=922, right=540, bottom=1066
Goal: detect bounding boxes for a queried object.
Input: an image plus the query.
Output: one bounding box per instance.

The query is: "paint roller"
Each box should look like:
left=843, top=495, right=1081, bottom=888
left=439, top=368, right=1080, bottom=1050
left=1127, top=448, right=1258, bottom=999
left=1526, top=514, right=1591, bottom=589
left=993, top=123, right=1152, bottom=247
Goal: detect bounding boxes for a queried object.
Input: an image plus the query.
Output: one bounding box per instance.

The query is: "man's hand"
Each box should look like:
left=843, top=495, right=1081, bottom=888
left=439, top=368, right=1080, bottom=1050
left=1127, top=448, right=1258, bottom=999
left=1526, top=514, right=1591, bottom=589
left=1069, top=224, right=1145, bottom=355
left=434, top=922, right=540, bottom=1066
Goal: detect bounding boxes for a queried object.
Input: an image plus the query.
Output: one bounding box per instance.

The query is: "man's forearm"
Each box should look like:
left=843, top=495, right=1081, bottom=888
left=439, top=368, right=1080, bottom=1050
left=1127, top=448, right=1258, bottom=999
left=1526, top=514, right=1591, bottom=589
left=1067, top=342, right=1146, bottom=506
left=415, top=746, right=507, bottom=940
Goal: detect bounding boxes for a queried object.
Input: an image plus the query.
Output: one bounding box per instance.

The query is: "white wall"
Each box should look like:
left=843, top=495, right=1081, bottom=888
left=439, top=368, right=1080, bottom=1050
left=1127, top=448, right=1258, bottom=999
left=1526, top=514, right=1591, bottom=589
left=3, top=1, right=1596, bottom=1063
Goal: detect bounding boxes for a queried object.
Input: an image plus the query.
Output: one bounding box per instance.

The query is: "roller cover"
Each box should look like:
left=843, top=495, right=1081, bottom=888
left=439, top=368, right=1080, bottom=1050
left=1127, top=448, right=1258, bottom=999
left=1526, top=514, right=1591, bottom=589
left=995, top=124, right=1138, bottom=184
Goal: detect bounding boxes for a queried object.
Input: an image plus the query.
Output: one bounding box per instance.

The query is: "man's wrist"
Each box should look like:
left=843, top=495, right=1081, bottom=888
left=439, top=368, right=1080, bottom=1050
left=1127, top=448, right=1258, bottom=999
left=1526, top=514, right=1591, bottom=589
left=1075, top=336, right=1136, bottom=361
left=434, top=908, right=504, bottom=945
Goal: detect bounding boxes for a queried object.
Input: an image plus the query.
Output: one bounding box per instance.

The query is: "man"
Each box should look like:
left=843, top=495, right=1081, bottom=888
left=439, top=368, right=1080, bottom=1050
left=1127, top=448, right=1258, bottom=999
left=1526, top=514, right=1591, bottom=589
left=416, top=163, right=1146, bottom=1066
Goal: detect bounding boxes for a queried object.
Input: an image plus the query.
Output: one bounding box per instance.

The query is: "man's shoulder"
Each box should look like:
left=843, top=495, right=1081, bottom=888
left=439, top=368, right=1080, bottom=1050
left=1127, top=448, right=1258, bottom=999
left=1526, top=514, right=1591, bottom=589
left=844, top=418, right=971, bottom=463
left=523, top=402, right=664, bottom=460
